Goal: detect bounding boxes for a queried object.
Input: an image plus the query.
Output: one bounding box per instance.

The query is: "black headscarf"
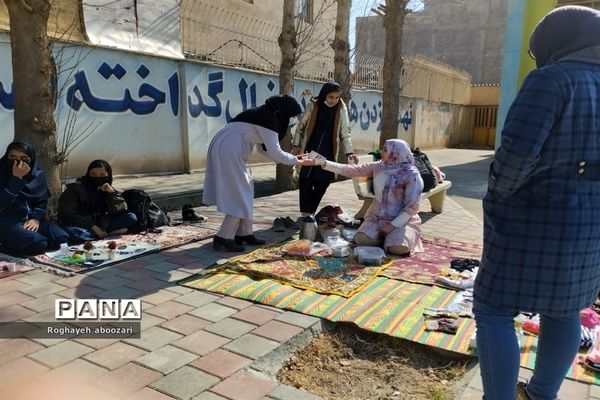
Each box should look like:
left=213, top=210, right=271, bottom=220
left=0, top=141, right=49, bottom=201
left=80, top=159, right=113, bottom=213
left=314, top=81, right=341, bottom=137
left=81, top=159, right=113, bottom=185
left=231, top=94, right=303, bottom=141
left=529, top=6, right=600, bottom=68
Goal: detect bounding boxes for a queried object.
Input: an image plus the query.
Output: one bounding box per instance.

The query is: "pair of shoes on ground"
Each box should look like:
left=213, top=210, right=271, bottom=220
left=272, top=216, right=299, bottom=232
left=213, top=235, right=266, bottom=252
left=182, top=204, right=207, bottom=223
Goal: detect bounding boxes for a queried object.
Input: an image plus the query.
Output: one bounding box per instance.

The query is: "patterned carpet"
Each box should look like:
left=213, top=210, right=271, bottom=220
left=32, top=224, right=215, bottom=275
left=378, top=235, right=482, bottom=285
left=181, top=273, right=477, bottom=355
left=213, top=243, right=393, bottom=297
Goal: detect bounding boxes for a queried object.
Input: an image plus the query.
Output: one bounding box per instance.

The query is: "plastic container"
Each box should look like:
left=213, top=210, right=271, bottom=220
left=355, top=246, right=386, bottom=266
left=341, top=227, right=358, bottom=242
left=333, top=246, right=351, bottom=257
left=59, top=243, right=70, bottom=256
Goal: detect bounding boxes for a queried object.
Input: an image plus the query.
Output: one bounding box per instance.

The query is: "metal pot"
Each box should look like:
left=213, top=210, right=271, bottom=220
left=299, top=214, right=318, bottom=242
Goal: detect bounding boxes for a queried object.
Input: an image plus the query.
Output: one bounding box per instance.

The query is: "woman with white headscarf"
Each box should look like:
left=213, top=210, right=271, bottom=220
left=315, top=139, right=423, bottom=255
left=474, top=6, right=600, bottom=399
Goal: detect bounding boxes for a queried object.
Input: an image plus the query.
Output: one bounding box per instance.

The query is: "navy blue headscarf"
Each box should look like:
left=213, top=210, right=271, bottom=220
left=530, top=6, right=600, bottom=68
left=0, top=141, right=49, bottom=201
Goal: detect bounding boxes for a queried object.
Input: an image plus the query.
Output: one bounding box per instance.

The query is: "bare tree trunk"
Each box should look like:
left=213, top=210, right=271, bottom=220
left=333, top=0, right=352, bottom=165
left=332, top=0, right=352, bottom=105
left=276, top=0, right=298, bottom=192
left=380, top=0, right=408, bottom=148
left=5, top=0, right=60, bottom=216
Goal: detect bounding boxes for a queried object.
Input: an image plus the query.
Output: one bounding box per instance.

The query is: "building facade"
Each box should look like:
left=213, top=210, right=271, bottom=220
left=355, top=0, right=509, bottom=84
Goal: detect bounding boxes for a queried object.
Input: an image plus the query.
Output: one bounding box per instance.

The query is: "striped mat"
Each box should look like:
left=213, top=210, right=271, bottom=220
left=180, top=272, right=600, bottom=385
left=181, top=272, right=477, bottom=355
left=520, top=334, right=600, bottom=385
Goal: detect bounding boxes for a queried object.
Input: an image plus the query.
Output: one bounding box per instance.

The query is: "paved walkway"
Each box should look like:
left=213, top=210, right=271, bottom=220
left=0, top=149, right=595, bottom=399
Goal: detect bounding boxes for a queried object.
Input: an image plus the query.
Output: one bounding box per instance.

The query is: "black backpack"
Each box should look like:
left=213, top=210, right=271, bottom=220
left=412, top=148, right=437, bottom=192
left=121, top=189, right=170, bottom=233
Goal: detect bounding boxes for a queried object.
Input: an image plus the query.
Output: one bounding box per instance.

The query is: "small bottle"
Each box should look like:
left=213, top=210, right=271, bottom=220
left=59, top=243, right=69, bottom=256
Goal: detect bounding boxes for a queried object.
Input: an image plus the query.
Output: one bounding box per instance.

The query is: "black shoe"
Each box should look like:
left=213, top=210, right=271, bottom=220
left=272, top=218, right=285, bottom=232
left=182, top=204, right=206, bottom=222
left=213, top=236, right=245, bottom=252
left=234, top=235, right=266, bottom=245
left=283, top=216, right=299, bottom=229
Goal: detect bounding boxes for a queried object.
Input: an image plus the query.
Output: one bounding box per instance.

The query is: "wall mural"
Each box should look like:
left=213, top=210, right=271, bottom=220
left=0, top=34, right=414, bottom=173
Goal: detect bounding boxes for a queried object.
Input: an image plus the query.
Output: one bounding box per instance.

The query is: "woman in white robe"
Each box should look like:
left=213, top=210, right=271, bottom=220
left=203, top=95, right=315, bottom=252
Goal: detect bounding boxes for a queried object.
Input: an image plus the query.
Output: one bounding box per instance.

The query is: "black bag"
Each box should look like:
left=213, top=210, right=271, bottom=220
left=412, top=148, right=437, bottom=192
left=121, top=189, right=170, bottom=233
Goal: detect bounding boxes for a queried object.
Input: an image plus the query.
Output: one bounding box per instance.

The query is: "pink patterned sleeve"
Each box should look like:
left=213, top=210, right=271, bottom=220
left=401, top=172, right=424, bottom=216
left=338, top=162, right=379, bottom=178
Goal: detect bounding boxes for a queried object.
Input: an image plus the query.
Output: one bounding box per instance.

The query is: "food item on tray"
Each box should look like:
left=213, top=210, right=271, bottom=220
left=283, top=239, right=312, bottom=256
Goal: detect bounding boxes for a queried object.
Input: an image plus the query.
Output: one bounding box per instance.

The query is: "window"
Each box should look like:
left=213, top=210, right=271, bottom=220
left=298, top=0, right=313, bottom=23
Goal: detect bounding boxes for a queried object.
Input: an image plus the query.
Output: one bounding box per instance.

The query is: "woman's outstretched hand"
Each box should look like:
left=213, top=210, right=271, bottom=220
left=296, top=154, right=316, bottom=167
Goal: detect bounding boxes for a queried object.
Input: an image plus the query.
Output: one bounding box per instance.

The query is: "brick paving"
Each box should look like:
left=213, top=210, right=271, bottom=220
left=0, top=149, right=595, bottom=399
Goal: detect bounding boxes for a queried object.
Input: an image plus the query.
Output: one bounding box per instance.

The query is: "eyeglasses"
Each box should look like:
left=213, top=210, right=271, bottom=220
left=527, top=49, right=536, bottom=61
left=8, top=156, right=31, bottom=164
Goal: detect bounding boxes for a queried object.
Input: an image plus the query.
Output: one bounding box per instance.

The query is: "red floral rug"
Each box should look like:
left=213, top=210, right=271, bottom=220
left=378, top=235, right=483, bottom=285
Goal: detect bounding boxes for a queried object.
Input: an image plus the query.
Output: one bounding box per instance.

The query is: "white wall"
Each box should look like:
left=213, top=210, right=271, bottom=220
left=0, top=33, right=431, bottom=178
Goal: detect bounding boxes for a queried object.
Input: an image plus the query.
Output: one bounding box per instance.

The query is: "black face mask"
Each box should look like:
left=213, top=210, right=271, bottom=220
left=88, top=177, right=110, bottom=188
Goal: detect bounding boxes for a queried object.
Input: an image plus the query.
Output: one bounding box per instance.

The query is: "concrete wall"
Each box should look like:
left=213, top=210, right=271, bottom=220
left=355, top=0, right=508, bottom=84
left=470, top=85, right=500, bottom=106
left=0, top=32, right=468, bottom=178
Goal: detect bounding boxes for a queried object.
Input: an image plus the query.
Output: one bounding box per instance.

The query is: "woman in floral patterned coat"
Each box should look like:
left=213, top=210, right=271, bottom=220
left=315, top=139, right=423, bottom=255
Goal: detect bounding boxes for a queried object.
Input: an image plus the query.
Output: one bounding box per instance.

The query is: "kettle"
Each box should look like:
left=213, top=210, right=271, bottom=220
left=299, top=214, right=318, bottom=242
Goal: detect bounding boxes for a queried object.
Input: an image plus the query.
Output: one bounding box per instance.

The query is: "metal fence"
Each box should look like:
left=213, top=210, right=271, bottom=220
left=180, top=1, right=334, bottom=81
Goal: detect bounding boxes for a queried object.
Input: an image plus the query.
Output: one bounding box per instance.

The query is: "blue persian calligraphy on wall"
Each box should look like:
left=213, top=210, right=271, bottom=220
left=66, top=62, right=179, bottom=116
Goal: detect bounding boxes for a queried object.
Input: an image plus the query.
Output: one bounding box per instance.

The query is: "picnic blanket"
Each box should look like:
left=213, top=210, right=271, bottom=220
left=32, top=224, right=214, bottom=275
left=0, top=253, right=35, bottom=279
left=519, top=333, right=600, bottom=385
left=379, top=235, right=483, bottom=285
left=181, top=272, right=597, bottom=384
left=213, top=244, right=393, bottom=297
left=180, top=273, right=476, bottom=354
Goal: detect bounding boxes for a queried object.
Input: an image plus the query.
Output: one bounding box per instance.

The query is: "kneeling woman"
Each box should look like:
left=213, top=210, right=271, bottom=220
left=58, top=160, right=137, bottom=242
left=315, top=139, right=423, bottom=255
left=0, top=141, right=69, bottom=255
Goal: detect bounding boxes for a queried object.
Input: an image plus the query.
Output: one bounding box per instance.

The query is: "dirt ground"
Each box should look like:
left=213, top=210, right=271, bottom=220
left=278, top=324, right=473, bottom=400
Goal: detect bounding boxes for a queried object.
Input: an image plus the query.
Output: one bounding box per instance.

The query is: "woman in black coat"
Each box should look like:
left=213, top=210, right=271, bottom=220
left=58, top=160, right=137, bottom=242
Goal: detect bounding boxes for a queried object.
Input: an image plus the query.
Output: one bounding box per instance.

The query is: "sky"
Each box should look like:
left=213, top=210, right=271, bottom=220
left=349, top=0, right=424, bottom=58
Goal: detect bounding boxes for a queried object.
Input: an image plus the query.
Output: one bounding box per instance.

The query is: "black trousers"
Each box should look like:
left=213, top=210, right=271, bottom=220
left=299, top=176, right=331, bottom=214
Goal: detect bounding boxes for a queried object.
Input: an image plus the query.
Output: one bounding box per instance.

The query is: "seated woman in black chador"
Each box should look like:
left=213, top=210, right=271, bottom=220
left=0, top=141, right=69, bottom=255
left=58, top=160, right=137, bottom=242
